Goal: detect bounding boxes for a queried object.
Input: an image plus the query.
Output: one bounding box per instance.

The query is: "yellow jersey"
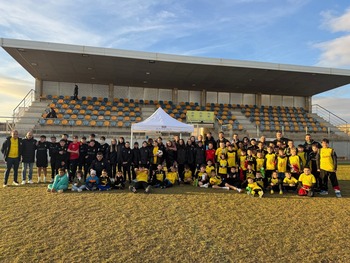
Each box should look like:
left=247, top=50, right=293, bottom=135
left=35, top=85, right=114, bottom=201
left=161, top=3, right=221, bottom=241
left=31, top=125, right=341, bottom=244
left=319, top=148, right=335, bottom=172
left=8, top=137, right=19, bottom=158
left=283, top=177, right=298, bottom=185
left=270, top=178, right=279, bottom=185
left=152, top=146, right=159, bottom=164
left=247, top=182, right=262, bottom=191
left=227, top=151, right=237, bottom=167
left=136, top=170, right=148, bottom=182
left=218, top=159, right=228, bottom=175
left=206, top=165, right=215, bottom=175
left=184, top=170, right=192, bottom=180
left=215, top=147, right=227, bottom=162
left=256, top=158, right=265, bottom=171
left=298, top=173, right=316, bottom=187
left=239, top=155, right=247, bottom=171
left=289, top=155, right=301, bottom=173
left=277, top=156, right=288, bottom=173
left=298, top=152, right=307, bottom=168
left=210, top=176, right=222, bottom=186
left=166, top=171, right=178, bottom=184
left=265, top=153, right=276, bottom=170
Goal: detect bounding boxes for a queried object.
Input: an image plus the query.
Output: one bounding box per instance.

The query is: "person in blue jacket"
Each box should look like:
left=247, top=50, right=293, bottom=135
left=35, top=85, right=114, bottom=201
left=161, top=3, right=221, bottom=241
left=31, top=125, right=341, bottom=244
left=47, top=168, right=69, bottom=193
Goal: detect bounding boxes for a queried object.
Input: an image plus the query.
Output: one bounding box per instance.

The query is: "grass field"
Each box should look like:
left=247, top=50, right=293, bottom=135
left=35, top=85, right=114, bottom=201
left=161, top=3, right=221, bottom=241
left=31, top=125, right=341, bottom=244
left=1, top=165, right=350, bottom=263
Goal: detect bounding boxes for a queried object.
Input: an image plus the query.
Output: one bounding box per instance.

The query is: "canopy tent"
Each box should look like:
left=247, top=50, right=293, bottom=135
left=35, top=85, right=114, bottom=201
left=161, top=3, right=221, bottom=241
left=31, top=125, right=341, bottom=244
left=131, top=107, right=194, bottom=144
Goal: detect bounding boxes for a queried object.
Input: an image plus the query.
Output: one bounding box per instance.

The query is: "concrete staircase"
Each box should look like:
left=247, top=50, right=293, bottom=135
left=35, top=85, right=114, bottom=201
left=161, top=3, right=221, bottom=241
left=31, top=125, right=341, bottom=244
left=310, top=113, right=349, bottom=139
left=15, top=101, right=49, bottom=135
left=231, top=109, right=258, bottom=137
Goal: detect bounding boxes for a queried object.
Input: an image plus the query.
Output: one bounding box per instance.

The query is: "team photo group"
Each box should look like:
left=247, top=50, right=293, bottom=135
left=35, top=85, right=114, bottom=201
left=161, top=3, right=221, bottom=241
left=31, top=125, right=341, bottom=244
left=2, top=129, right=342, bottom=198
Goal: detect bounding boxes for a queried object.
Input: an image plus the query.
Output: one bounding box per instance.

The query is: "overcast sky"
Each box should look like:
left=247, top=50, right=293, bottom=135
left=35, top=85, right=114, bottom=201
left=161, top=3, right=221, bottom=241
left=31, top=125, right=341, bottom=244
left=1, top=0, right=350, bottom=122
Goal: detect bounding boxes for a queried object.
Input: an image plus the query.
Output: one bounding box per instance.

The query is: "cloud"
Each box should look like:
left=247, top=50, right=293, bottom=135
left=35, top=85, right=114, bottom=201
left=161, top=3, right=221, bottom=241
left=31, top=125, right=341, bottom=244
left=315, top=8, right=350, bottom=68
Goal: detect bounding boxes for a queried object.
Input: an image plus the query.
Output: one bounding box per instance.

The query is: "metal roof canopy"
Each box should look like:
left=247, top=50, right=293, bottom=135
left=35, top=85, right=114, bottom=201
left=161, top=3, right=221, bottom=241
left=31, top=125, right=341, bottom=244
left=2, top=38, right=350, bottom=97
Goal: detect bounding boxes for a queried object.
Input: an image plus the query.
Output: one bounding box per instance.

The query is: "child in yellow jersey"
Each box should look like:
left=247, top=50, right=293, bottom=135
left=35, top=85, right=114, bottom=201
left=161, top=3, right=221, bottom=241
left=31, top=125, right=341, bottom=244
left=246, top=177, right=264, bottom=198
left=205, top=160, right=215, bottom=175
left=288, top=148, right=302, bottom=180
left=195, top=165, right=209, bottom=188
left=267, top=171, right=283, bottom=195
left=218, top=154, right=228, bottom=179
left=215, top=142, right=227, bottom=163
left=316, top=138, right=341, bottom=197
left=226, top=144, right=237, bottom=168
left=209, top=171, right=229, bottom=190
left=130, top=166, right=151, bottom=193
left=164, top=166, right=179, bottom=188
left=264, top=146, right=276, bottom=180
left=283, top=171, right=298, bottom=193
left=298, top=167, right=316, bottom=197
left=183, top=165, right=193, bottom=184
left=276, top=148, right=288, bottom=181
left=255, top=151, right=265, bottom=174
left=151, top=164, right=166, bottom=188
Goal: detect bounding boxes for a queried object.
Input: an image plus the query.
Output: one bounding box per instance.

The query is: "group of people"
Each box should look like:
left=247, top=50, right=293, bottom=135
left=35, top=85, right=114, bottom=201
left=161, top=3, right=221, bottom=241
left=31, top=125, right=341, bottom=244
left=2, top=129, right=342, bottom=197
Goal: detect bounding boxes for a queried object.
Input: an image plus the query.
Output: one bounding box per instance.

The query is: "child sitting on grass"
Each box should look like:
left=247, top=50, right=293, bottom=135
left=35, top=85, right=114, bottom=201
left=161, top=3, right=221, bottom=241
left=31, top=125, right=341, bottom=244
left=195, top=164, right=209, bottom=188
left=225, top=167, right=242, bottom=192
left=86, top=169, right=99, bottom=191
left=47, top=168, right=69, bottom=193
left=282, top=171, right=298, bottom=193
left=268, top=171, right=283, bottom=195
left=209, top=170, right=229, bottom=190
left=71, top=170, right=86, bottom=192
left=114, top=171, right=125, bottom=190
left=246, top=177, right=264, bottom=198
left=151, top=164, right=166, bottom=188
left=130, top=166, right=151, bottom=193
left=183, top=165, right=193, bottom=184
left=298, top=167, right=316, bottom=197
left=164, top=166, right=179, bottom=188
left=98, top=169, right=111, bottom=191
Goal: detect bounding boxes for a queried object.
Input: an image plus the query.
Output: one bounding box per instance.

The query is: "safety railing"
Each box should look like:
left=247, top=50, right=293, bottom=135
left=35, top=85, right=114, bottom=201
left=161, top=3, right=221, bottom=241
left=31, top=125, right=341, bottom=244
left=12, top=89, right=36, bottom=123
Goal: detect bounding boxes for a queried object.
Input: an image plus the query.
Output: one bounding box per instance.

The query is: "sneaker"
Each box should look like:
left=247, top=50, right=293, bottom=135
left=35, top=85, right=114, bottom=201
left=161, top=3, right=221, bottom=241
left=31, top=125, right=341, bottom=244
left=57, top=189, right=63, bottom=193
left=247, top=191, right=251, bottom=196
left=335, top=190, right=342, bottom=198
left=201, top=183, right=209, bottom=188
left=3, top=184, right=7, bottom=188
left=258, top=191, right=264, bottom=198
left=145, top=185, right=151, bottom=193
left=21, top=181, right=26, bottom=185
left=28, top=180, right=33, bottom=184
left=279, top=190, right=283, bottom=195
left=12, top=181, right=19, bottom=186
left=270, top=189, right=274, bottom=194
left=129, top=186, right=137, bottom=193
left=319, top=191, right=328, bottom=195
left=77, top=188, right=82, bottom=192
left=50, top=178, right=54, bottom=183
left=237, top=188, right=242, bottom=193
left=43, top=177, right=46, bottom=183
left=37, top=177, right=40, bottom=183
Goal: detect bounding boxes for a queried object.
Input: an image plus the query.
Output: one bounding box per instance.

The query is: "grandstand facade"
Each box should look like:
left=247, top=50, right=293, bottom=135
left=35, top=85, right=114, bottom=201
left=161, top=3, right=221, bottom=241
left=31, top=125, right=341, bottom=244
left=1, top=38, right=350, bottom=157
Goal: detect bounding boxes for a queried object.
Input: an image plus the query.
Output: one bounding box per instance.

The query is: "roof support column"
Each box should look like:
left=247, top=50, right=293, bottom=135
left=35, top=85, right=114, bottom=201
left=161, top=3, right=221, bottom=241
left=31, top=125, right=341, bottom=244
left=108, top=83, right=114, bottom=101
left=201, top=89, right=206, bottom=106
left=305, top=96, right=311, bottom=113
left=255, top=93, right=261, bottom=107
left=35, top=78, right=42, bottom=100
left=172, top=88, right=178, bottom=104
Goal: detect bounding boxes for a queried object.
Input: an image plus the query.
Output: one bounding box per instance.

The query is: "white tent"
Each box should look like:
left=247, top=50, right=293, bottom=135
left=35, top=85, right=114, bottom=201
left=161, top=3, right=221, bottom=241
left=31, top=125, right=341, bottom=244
left=131, top=107, right=194, bottom=144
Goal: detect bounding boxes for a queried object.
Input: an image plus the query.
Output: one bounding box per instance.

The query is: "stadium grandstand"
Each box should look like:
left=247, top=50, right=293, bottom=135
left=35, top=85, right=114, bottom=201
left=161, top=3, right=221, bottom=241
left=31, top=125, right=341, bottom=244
left=1, top=38, right=350, bottom=158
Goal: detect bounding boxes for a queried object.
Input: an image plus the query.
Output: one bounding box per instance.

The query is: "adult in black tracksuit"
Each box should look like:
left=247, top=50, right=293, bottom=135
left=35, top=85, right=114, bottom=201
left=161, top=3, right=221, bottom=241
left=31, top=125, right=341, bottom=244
left=132, top=142, right=141, bottom=180
left=56, top=140, right=68, bottom=171
left=194, top=141, right=206, bottom=170
left=49, top=137, right=59, bottom=181
left=186, top=139, right=196, bottom=176
left=165, top=141, right=177, bottom=169
left=21, top=132, right=37, bottom=183
left=109, top=139, right=118, bottom=178
left=176, top=139, right=187, bottom=181
left=121, top=142, right=133, bottom=183
left=98, top=136, right=110, bottom=160
left=1, top=130, right=22, bottom=186
left=139, top=141, right=151, bottom=168
left=89, top=152, right=110, bottom=177
left=85, top=141, right=97, bottom=177
left=117, top=137, right=125, bottom=172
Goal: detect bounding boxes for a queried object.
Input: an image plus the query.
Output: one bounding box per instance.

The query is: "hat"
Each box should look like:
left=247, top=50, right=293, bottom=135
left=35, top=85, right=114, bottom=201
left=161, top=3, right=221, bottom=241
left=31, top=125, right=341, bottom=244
left=90, top=169, right=96, bottom=175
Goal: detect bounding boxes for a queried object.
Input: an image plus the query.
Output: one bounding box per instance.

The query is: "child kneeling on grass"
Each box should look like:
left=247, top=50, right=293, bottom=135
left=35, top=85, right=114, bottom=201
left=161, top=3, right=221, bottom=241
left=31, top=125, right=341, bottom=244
left=283, top=171, right=298, bottom=193
left=183, top=165, right=193, bottom=184
left=113, top=171, right=125, bottom=190
left=298, top=167, right=316, bottom=197
left=164, top=166, right=179, bottom=188
left=47, top=168, right=69, bottom=193
left=130, top=166, right=151, bottom=193
left=85, top=169, right=99, bottom=191
left=246, top=177, right=264, bottom=198
left=71, top=170, right=86, bottom=192
left=98, top=169, right=111, bottom=191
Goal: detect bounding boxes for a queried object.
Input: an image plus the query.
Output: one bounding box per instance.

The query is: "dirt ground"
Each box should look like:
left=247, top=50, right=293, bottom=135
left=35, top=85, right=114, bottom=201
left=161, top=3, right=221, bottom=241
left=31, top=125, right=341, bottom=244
left=1, top=165, right=350, bottom=263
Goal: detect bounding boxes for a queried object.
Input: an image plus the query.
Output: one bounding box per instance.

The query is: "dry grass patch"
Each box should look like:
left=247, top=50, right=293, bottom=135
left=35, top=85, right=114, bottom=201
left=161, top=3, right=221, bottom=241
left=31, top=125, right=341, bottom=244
left=1, top=165, right=350, bottom=263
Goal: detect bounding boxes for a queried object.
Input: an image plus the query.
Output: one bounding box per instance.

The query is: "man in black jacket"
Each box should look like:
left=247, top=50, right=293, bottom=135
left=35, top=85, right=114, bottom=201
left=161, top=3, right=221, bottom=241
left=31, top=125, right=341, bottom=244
left=121, top=142, right=133, bottom=183
left=1, top=130, right=22, bottom=187
left=21, top=131, right=37, bottom=184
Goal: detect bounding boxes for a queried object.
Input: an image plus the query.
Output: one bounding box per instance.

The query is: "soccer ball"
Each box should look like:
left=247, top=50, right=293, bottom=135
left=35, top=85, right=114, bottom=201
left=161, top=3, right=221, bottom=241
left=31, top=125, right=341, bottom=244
left=157, top=150, right=163, bottom=157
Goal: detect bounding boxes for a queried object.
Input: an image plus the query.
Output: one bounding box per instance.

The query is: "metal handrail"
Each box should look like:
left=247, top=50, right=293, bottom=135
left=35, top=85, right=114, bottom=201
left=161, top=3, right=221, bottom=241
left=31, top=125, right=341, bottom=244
left=12, top=89, right=36, bottom=122
left=312, top=104, right=348, bottom=128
